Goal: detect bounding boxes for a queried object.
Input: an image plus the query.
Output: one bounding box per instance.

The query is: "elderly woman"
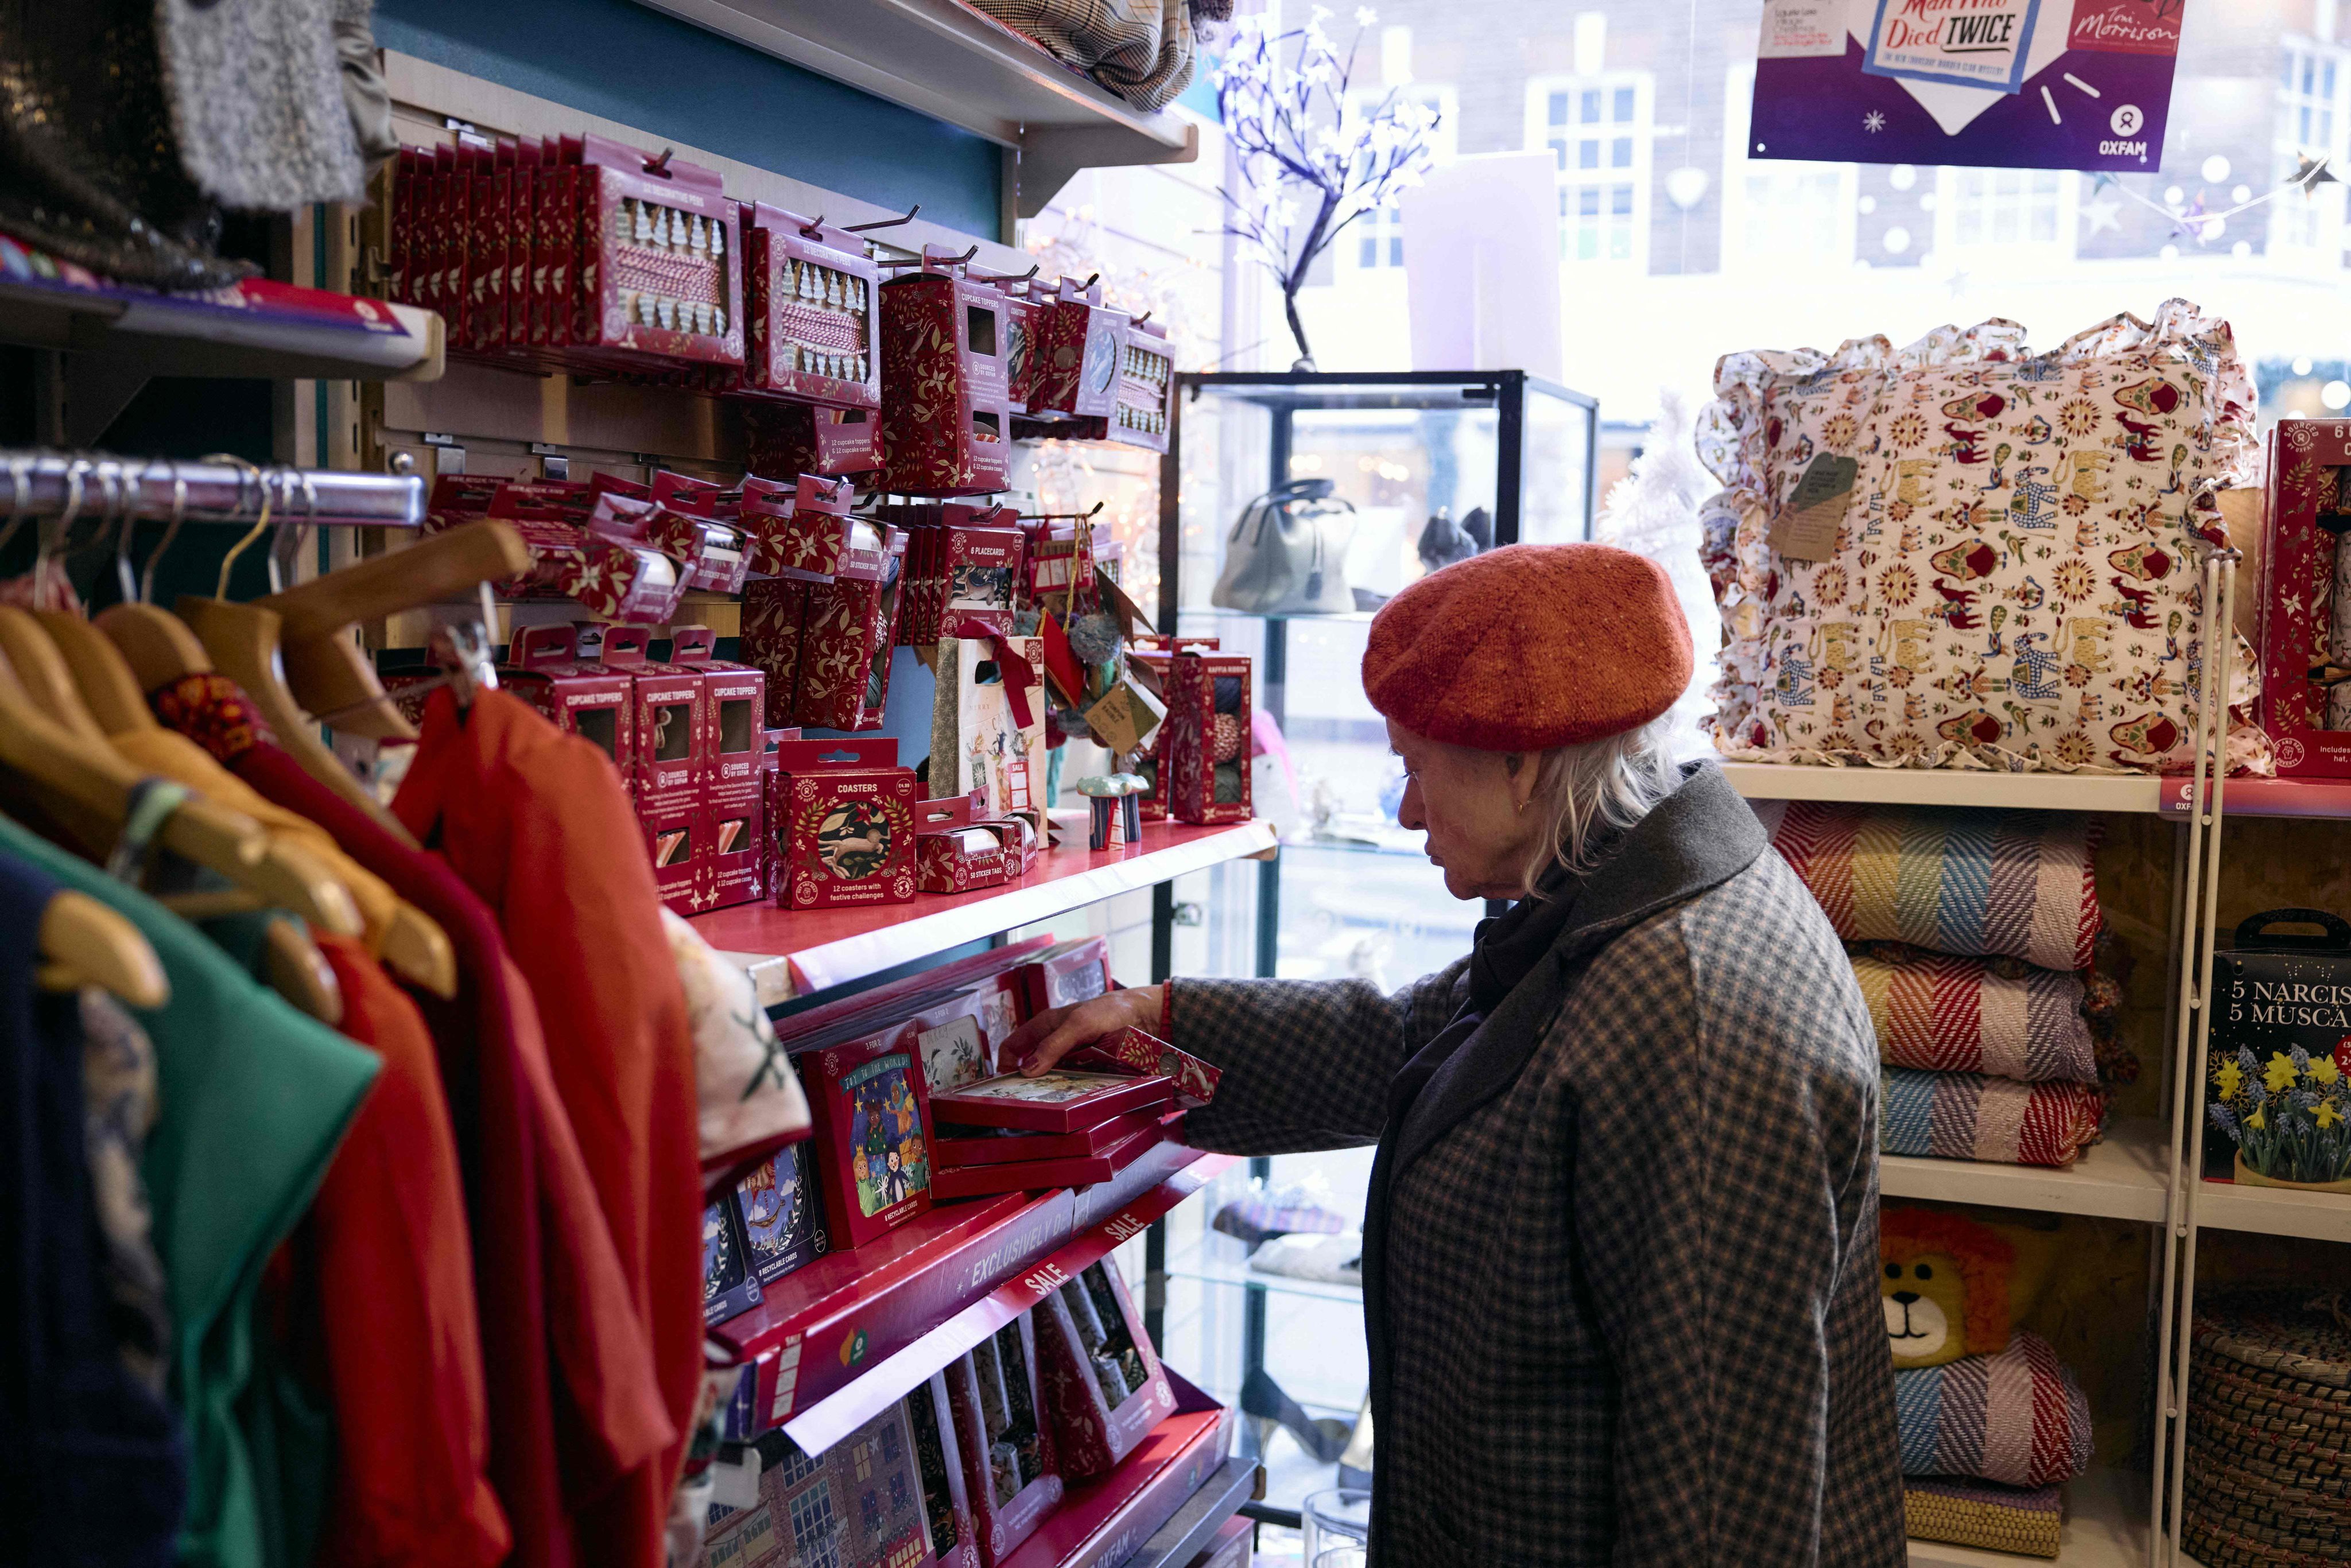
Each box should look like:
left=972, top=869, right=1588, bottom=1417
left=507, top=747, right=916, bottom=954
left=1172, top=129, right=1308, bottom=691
left=1007, top=545, right=1906, bottom=1566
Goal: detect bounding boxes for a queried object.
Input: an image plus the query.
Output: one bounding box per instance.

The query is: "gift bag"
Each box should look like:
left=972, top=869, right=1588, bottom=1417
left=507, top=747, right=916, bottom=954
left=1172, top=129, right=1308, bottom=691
left=930, top=625, right=1049, bottom=827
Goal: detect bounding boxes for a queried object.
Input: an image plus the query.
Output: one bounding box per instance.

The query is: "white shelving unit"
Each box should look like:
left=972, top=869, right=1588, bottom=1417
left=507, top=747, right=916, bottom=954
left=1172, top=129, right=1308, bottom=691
left=1879, top=1119, right=2172, bottom=1224
left=1907, top=1470, right=2148, bottom=1568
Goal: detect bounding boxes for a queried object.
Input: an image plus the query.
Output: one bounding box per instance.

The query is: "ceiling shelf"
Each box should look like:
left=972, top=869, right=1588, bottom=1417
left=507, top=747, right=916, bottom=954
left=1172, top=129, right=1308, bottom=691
left=1879, top=1119, right=2173, bottom=1224
left=629, top=0, right=1198, bottom=218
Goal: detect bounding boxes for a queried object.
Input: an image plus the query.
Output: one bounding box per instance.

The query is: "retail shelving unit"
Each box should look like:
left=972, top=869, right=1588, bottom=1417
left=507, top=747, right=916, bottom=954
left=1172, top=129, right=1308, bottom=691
left=1723, top=558, right=2344, bottom=1568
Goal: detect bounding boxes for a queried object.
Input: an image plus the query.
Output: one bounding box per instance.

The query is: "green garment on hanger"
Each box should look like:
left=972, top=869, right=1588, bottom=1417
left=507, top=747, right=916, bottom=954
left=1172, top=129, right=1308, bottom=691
left=0, top=816, right=378, bottom=1568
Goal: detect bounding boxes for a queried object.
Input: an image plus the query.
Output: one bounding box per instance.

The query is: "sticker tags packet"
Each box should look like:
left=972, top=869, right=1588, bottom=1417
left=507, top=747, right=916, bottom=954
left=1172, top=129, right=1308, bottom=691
left=1767, top=453, right=1858, bottom=563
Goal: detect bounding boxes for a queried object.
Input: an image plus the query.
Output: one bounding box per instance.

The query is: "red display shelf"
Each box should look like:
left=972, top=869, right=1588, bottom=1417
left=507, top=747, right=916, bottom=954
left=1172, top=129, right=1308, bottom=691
left=1000, top=1392, right=1242, bottom=1568
left=715, top=1143, right=1229, bottom=1432
left=2159, top=774, right=2351, bottom=819
left=689, top=818, right=1276, bottom=995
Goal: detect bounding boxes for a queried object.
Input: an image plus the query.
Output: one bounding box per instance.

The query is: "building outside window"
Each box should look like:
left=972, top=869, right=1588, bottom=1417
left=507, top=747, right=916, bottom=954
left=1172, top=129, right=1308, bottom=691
left=2269, top=38, right=2348, bottom=262
left=1721, top=63, right=1855, bottom=271
left=1933, top=166, right=2080, bottom=261
left=1528, top=72, right=1653, bottom=266
left=1347, top=85, right=1457, bottom=272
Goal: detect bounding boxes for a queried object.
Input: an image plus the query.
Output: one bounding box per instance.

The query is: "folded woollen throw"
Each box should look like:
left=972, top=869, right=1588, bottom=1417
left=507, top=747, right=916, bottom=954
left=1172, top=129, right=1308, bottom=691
left=1882, top=1068, right=2108, bottom=1168
left=1752, top=800, right=2100, bottom=972
left=1849, top=942, right=2100, bottom=1084
left=1904, top=1478, right=2065, bottom=1558
left=1896, top=1331, right=2094, bottom=1489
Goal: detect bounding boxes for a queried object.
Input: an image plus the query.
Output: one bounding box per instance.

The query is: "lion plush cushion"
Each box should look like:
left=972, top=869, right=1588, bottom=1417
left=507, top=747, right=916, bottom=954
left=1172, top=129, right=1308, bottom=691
left=1697, top=298, right=2267, bottom=774
left=1880, top=1208, right=2058, bottom=1369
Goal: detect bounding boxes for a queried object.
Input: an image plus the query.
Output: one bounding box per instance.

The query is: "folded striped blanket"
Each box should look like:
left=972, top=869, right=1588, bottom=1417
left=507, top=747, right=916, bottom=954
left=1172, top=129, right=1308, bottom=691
left=1895, top=1332, right=2094, bottom=1488
left=1904, top=1478, right=2064, bottom=1558
left=1752, top=801, right=2100, bottom=971
left=1882, top=1068, right=2108, bottom=1168
left=1849, top=943, right=2098, bottom=1084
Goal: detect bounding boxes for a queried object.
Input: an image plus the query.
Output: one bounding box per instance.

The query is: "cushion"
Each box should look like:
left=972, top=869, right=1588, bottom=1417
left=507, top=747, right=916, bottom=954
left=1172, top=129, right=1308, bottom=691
left=1880, top=1206, right=2059, bottom=1369
left=1850, top=942, right=2098, bottom=1084
left=1755, top=800, right=2101, bottom=971
left=1696, top=298, right=2268, bottom=774
left=1895, top=1332, right=2095, bottom=1488
left=1904, top=1478, right=2064, bottom=1558
left=1882, top=1069, right=2109, bottom=1169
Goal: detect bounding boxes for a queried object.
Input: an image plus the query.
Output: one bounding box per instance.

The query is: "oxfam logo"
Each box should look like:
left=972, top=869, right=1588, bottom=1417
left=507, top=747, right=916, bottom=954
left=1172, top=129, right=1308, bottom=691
left=839, top=1328, right=870, bottom=1367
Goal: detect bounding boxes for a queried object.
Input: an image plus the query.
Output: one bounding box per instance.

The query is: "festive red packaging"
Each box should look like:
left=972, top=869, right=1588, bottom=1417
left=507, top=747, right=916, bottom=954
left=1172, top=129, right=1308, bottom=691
left=738, top=577, right=808, bottom=728
left=2260, top=419, right=2351, bottom=777
left=925, top=1070, right=1171, bottom=1135
left=932, top=1108, right=1165, bottom=1169
left=944, top=1314, right=1065, bottom=1566
left=744, top=399, right=882, bottom=479
left=1033, top=1254, right=1177, bottom=1479
left=1188, top=1515, right=1254, bottom=1568
left=1011, top=936, right=1112, bottom=1016
left=1029, top=275, right=1127, bottom=422
left=602, top=624, right=704, bottom=803
left=984, top=277, right=1045, bottom=414
left=876, top=253, right=1012, bottom=496
left=801, top=1019, right=937, bottom=1249
left=909, top=1370, right=985, bottom=1568
left=737, top=202, right=881, bottom=410
left=1163, top=652, right=1254, bottom=825
left=797, top=523, right=909, bottom=732
left=671, top=627, right=767, bottom=908
left=755, top=725, right=802, bottom=904
left=917, top=793, right=1011, bottom=895
left=569, top=134, right=743, bottom=372
left=549, top=533, right=686, bottom=623
left=499, top=622, right=635, bottom=785
left=774, top=736, right=918, bottom=909
left=923, top=504, right=1026, bottom=643
left=929, top=1118, right=1167, bottom=1199
left=1109, top=317, right=1173, bottom=451
left=639, top=793, right=712, bottom=916
left=752, top=475, right=867, bottom=583
left=1066, top=1026, right=1220, bottom=1111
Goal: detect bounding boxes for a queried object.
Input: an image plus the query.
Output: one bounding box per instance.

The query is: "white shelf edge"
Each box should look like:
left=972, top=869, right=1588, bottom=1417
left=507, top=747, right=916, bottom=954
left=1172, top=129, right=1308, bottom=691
left=1907, top=1467, right=2147, bottom=1568
left=1724, top=763, right=2166, bottom=814
left=2190, top=1177, right=2351, bottom=1244
left=1880, top=1120, right=2172, bottom=1224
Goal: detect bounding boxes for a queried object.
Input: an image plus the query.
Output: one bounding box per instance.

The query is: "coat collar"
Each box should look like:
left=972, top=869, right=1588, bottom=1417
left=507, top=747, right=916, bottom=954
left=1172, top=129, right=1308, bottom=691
left=1388, top=761, right=1767, bottom=1175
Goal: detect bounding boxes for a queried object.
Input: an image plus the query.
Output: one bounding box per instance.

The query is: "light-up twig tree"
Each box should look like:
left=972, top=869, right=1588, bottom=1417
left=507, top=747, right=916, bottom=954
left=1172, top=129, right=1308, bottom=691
left=1215, top=6, right=1441, bottom=370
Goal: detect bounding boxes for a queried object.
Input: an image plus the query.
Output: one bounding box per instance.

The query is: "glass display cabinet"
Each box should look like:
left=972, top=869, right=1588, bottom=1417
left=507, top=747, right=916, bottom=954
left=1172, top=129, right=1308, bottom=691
left=1143, top=371, right=1599, bottom=1526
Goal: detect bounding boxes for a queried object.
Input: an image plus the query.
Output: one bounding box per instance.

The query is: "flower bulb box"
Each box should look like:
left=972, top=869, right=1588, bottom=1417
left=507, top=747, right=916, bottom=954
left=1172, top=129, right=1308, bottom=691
left=2201, top=909, right=2351, bottom=1180
left=944, top=1313, right=1065, bottom=1567
left=773, top=736, right=918, bottom=910
left=1163, top=653, right=1255, bottom=825
left=1033, top=1255, right=1176, bottom=1480
left=500, top=622, right=635, bottom=789
left=926, top=1071, right=1174, bottom=1137
left=1010, top=936, right=1113, bottom=1018
left=2260, top=419, right=2351, bottom=777
left=801, top=1020, right=940, bottom=1252
left=929, top=1117, right=1168, bottom=1200
left=878, top=260, right=1012, bottom=496
left=670, top=627, right=767, bottom=909
left=738, top=202, right=881, bottom=410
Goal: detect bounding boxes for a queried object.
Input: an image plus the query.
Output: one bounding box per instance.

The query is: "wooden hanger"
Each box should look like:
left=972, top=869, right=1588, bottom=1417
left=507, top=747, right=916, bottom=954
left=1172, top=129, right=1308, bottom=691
left=39, top=608, right=456, bottom=1000
left=91, top=601, right=215, bottom=695
left=259, top=521, right=530, bottom=738
left=0, top=608, right=110, bottom=740
left=0, top=638, right=360, bottom=939
left=36, top=887, right=169, bottom=1008
left=262, top=914, right=343, bottom=1026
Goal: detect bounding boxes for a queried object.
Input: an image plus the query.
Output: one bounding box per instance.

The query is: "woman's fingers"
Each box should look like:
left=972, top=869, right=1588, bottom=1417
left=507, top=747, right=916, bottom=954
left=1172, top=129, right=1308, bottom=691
left=999, top=1002, right=1074, bottom=1068
left=1015, top=988, right=1157, bottom=1075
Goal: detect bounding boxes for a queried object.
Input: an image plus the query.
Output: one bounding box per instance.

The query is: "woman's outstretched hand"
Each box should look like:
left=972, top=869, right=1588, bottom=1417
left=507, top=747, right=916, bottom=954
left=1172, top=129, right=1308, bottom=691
left=999, top=984, right=1166, bottom=1076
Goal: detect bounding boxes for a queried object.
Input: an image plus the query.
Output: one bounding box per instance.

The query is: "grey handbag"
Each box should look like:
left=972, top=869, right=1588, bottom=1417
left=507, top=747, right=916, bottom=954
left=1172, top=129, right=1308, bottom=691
left=1211, top=478, right=1357, bottom=615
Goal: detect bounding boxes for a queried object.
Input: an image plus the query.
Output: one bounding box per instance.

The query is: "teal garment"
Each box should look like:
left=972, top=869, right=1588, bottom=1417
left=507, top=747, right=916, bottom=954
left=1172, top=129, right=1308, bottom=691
left=0, top=818, right=379, bottom=1568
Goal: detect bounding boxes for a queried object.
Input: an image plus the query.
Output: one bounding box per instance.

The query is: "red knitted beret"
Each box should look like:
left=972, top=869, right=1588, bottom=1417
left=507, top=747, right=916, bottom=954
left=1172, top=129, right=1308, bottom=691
left=1361, top=543, right=1692, bottom=752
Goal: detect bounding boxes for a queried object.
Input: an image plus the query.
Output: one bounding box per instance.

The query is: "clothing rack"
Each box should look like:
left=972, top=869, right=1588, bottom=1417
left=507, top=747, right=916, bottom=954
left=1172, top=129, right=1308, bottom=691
left=0, top=452, right=425, bottom=529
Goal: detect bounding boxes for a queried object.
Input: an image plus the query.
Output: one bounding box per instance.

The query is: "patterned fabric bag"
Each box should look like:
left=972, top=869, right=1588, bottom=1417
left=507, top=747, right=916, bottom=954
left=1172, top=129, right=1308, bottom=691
left=1895, top=1331, right=2095, bottom=1488
left=1904, top=1478, right=2063, bottom=1558
left=1883, top=1068, right=2108, bottom=1169
left=966, top=0, right=1195, bottom=111
left=1752, top=800, right=2101, bottom=971
left=1849, top=942, right=2099, bottom=1084
left=1697, top=299, right=2268, bottom=774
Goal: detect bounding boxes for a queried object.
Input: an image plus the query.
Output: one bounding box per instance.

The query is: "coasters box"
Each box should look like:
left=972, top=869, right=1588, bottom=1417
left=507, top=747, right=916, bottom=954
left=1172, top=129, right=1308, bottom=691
left=801, top=1019, right=937, bottom=1249
left=1163, top=652, right=1255, bottom=825
left=929, top=1117, right=1166, bottom=1200
left=944, top=1314, right=1064, bottom=1566
left=908, top=1370, right=985, bottom=1568
left=877, top=254, right=1012, bottom=496
left=774, top=736, right=918, bottom=910
left=1033, top=1255, right=1177, bottom=1478
left=732, top=1140, right=829, bottom=1288
left=2260, top=418, right=2351, bottom=777
left=926, top=1070, right=1172, bottom=1136
left=797, top=522, right=910, bottom=732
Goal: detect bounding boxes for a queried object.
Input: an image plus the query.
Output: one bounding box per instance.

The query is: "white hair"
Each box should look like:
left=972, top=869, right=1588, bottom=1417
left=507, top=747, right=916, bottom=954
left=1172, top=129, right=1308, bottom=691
left=1514, top=715, right=1682, bottom=897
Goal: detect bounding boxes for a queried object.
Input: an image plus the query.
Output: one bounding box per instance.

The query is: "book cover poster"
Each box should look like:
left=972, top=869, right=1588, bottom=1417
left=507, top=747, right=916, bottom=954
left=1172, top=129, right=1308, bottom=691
left=1752, top=0, right=2184, bottom=170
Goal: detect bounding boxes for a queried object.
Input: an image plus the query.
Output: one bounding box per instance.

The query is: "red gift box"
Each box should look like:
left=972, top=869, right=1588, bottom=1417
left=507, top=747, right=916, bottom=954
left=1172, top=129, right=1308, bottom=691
left=741, top=472, right=859, bottom=581
left=2261, top=418, right=2351, bottom=776
left=990, top=279, right=1046, bottom=415
left=744, top=399, right=882, bottom=479
left=1033, top=1254, right=1177, bottom=1479
left=921, top=504, right=1026, bottom=644
left=1029, top=275, right=1127, bottom=422
left=909, top=1369, right=984, bottom=1568
left=756, top=725, right=802, bottom=907
left=671, top=627, right=767, bottom=909
left=933, top=1108, right=1166, bottom=1169
left=877, top=253, right=1012, bottom=497
left=929, top=1118, right=1168, bottom=1200
left=1067, top=1026, right=1220, bottom=1111
left=995, top=1373, right=1234, bottom=1568
left=797, top=523, right=909, bottom=732
left=801, top=1019, right=938, bottom=1250
left=571, top=134, right=743, bottom=373
left=925, top=1071, right=1172, bottom=1136
left=550, top=531, right=686, bottom=623
left=501, top=622, right=635, bottom=785
left=738, top=577, right=808, bottom=729
left=738, top=202, right=881, bottom=410
left=944, top=1314, right=1065, bottom=1567
left=1109, top=317, right=1173, bottom=451
left=1163, top=652, right=1254, bottom=825
left=1011, top=937, right=1113, bottom=1017
left=917, top=793, right=1012, bottom=895
left=773, top=736, right=918, bottom=909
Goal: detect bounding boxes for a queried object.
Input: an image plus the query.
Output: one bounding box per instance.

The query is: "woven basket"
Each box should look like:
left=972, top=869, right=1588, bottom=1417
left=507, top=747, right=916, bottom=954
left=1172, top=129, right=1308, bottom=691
left=2187, top=1293, right=2351, bottom=1567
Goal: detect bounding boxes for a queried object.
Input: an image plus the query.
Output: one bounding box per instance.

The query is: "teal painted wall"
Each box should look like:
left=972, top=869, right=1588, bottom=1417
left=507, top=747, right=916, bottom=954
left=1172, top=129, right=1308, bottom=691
left=375, top=0, right=1003, bottom=239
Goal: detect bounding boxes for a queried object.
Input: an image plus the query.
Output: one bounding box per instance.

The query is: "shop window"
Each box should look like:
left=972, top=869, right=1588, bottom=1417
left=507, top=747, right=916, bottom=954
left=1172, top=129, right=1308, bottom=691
left=1934, top=166, right=2078, bottom=257
left=1343, top=84, right=1456, bottom=273
left=2270, top=40, right=2348, bottom=258
left=1721, top=64, right=1855, bottom=270
left=1528, top=73, right=1652, bottom=267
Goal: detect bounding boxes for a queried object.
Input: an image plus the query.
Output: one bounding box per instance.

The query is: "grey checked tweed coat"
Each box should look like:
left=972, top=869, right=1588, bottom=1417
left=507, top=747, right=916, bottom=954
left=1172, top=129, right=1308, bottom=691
left=1173, top=765, right=1906, bottom=1567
